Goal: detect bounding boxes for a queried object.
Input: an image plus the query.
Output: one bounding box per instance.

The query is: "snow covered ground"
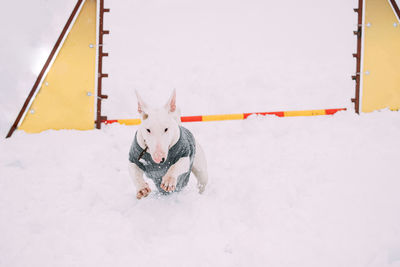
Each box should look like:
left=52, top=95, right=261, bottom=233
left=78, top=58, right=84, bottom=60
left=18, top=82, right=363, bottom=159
left=1, top=112, right=400, bottom=267
left=1, top=0, right=400, bottom=266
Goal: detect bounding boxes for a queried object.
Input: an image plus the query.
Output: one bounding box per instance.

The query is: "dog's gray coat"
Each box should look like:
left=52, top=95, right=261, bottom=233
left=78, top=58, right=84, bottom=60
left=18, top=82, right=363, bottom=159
left=129, top=126, right=196, bottom=193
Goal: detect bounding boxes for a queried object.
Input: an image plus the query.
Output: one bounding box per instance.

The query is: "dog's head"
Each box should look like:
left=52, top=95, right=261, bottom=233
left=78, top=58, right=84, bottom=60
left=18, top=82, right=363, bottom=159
left=135, top=90, right=181, bottom=164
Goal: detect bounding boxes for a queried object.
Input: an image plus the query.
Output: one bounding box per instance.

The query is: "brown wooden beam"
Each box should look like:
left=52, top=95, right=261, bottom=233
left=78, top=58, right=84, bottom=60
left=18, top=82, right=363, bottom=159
left=353, top=0, right=363, bottom=114
left=96, top=0, right=110, bottom=129
left=389, top=0, right=400, bottom=20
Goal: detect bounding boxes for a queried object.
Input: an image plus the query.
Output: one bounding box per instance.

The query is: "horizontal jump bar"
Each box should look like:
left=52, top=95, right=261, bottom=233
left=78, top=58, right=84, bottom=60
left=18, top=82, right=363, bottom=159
left=102, top=108, right=347, bottom=126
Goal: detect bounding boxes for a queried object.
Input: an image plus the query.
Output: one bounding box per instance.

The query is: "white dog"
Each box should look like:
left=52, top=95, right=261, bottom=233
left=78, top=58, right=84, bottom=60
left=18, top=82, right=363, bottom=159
left=128, top=90, right=208, bottom=199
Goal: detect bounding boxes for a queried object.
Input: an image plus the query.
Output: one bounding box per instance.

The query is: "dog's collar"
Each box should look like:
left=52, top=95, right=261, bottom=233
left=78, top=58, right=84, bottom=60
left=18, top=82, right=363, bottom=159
left=137, top=146, right=148, bottom=161
left=138, top=138, right=148, bottom=161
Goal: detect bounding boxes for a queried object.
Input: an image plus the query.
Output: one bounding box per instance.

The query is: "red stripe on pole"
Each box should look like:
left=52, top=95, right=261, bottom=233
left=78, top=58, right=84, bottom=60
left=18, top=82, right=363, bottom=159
left=325, top=108, right=347, bottom=115
left=181, top=116, right=203, bottom=122
left=104, top=119, right=118, bottom=125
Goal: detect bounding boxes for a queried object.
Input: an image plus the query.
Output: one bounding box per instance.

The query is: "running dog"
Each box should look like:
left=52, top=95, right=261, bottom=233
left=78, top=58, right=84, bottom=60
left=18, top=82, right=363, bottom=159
left=128, top=90, right=208, bottom=199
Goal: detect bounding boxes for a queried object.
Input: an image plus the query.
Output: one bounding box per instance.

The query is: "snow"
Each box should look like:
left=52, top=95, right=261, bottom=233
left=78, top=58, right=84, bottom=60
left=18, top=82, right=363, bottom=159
left=1, top=112, right=400, bottom=266
left=1, top=0, right=400, bottom=266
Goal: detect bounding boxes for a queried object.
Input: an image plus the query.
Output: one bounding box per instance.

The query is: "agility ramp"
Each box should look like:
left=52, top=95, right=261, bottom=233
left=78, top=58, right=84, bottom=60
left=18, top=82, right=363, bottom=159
left=353, top=0, right=400, bottom=113
left=6, top=0, right=110, bottom=138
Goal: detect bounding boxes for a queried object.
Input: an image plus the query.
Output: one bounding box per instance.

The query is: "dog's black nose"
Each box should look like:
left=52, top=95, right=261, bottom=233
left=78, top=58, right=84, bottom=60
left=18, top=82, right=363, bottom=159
left=160, top=158, right=165, bottom=164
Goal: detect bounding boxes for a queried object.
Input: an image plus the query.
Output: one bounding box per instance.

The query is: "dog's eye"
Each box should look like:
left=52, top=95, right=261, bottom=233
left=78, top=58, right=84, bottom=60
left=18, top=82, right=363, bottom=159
left=164, top=128, right=168, bottom=133
left=146, top=129, right=151, bottom=133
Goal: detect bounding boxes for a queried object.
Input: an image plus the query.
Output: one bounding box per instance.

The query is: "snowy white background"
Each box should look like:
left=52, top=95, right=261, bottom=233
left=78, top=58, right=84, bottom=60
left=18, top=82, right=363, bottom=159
left=1, top=0, right=400, bottom=266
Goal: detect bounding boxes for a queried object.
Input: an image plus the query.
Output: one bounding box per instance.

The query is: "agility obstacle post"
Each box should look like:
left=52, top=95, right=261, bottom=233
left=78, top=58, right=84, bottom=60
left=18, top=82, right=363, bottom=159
left=352, top=0, right=400, bottom=113
left=6, top=0, right=110, bottom=138
left=96, top=0, right=110, bottom=129
left=102, top=109, right=347, bottom=126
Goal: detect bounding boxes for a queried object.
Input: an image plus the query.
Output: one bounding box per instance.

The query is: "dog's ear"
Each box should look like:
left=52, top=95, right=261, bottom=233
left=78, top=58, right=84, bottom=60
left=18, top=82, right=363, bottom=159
left=165, top=89, right=176, bottom=113
left=135, top=90, right=149, bottom=119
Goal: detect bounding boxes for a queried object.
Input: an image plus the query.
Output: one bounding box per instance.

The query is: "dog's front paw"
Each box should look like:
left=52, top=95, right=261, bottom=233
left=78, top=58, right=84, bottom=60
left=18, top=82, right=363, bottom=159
left=136, top=183, right=151, bottom=199
left=161, top=176, right=176, bottom=192
left=198, top=183, right=206, bottom=194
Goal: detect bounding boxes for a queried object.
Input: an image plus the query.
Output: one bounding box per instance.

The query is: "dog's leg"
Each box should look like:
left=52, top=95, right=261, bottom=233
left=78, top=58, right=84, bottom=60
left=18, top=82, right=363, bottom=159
left=128, top=161, right=151, bottom=199
left=161, top=157, right=190, bottom=192
left=192, top=141, right=208, bottom=193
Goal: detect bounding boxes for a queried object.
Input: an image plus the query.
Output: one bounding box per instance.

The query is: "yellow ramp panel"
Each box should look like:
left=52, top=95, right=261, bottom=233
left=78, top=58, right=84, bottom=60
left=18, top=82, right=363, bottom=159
left=19, top=0, right=97, bottom=133
left=361, top=0, right=400, bottom=112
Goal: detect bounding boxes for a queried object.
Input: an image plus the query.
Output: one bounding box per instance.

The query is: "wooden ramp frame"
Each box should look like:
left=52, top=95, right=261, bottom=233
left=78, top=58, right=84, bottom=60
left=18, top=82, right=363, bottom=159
left=353, top=0, right=400, bottom=113
left=6, top=0, right=110, bottom=138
